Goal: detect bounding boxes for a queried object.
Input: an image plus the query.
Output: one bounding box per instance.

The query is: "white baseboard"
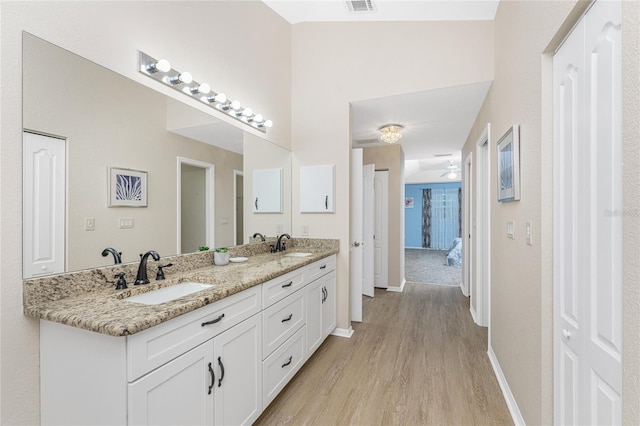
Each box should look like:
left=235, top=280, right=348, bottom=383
left=331, top=326, right=354, bottom=338
left=470, top=306, right=478, bottom=324
left=488, top=345, right=525, bottom=426
left=386, top=279, right=405, bottom=293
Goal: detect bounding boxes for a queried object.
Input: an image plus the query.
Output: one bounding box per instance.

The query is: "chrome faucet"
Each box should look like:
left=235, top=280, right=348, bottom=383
left=135, top=250, right=160, bottom=285
left=275, top=233, right=290, bottom=252
left=101, top=247, right=122, bottom=264
left=252, top=232, right=266, bottom=242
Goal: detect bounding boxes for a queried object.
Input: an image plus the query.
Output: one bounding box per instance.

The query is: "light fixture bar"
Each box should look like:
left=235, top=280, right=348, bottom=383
left=138, top=51, right=270, bottom=133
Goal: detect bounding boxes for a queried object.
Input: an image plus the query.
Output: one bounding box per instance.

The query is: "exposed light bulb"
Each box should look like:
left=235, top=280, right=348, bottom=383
left=264, top=120, right=273, bottom=128
left=253, top=114, right=263, bottom=123
left=230, top=100, right=241, bottom=110
left=190, top=83, right=210, bottom=95
left=241, top=108, right=253, bottom=117
left=147, top=59, right=171, bottom=73
left=169, top=71, right=192, bottom=85
left=214, top=93, right=227, bottom=103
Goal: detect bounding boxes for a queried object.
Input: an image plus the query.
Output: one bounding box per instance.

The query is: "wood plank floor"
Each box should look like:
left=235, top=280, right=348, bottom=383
left=255, top=283, right=513, bottom=426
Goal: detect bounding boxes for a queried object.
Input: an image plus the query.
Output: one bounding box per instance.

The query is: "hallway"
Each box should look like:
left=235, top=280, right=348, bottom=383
left=256, top=284, right=511, bottom=425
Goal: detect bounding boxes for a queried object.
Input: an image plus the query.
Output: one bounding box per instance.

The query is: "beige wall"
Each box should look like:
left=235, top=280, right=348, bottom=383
left=462, top=1, right=640, bottom=423
left=1, top=2, right=291, bottom=423
left=291, top=20, right=494, bottom=330
left=363, top=145, right=406, bottom=289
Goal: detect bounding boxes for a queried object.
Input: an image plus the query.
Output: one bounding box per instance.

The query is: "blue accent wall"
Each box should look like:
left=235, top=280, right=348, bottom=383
left=405, top=182, right=461, bottom=248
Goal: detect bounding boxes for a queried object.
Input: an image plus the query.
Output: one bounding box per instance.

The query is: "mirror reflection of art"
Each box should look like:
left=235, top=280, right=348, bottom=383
left=109, top=167, right=148, bottom=207
left=497, top=125, right=521, bottom=202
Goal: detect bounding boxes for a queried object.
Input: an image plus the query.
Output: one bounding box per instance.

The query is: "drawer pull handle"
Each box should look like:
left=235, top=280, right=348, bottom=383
left=281, top=356, right=293, bottom=368
left=322, top=287, right=327, bottom=303
left=208, top=362, right=215, bottom=395
left=282, top=281, right=293, bottom=288
left=218, top=356, right=225, bottom=387
left=201, top=313, right=225, bottom=327
left=320, top=265, right=327, bottom=270
left=282, top=314, right=293, bottom=323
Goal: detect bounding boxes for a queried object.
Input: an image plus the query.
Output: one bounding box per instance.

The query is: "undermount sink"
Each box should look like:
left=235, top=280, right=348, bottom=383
left=284, top=252, right=313, bottom=257
left=125, top=282, right=214, bottom=305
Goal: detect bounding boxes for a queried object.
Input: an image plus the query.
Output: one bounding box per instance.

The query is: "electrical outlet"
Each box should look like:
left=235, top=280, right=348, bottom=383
left=84, top=218, right=95, bottom=231
left=526, top=221, right=533, bottom=245
left=276, top=224, right=283, bottom=234
left=301, top=225, right=309, bottom=236
left=506, top=220, right=515, bottom=239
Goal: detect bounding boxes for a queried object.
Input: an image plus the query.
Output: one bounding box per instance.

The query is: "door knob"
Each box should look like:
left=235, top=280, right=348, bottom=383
left=562, top=329, right=572, bottom=339
left=353, top=241, right=361, bottom=247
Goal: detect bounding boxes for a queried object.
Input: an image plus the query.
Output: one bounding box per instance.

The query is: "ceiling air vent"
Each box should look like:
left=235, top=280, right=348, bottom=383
left=434, top=153, right=453, bottom=158
left=346, top=0, right=376, bottom=13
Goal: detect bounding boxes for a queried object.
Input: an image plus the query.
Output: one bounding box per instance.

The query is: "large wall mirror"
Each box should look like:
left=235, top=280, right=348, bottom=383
left=23, top=33, right=291, bottom=277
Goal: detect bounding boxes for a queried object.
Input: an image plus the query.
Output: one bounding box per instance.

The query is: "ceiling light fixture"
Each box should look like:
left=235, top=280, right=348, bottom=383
left=447, top=171, right=458, bottom=180
left=379, top=124, right=404, bottom=144
left=139, top=51, right=271, bottom=133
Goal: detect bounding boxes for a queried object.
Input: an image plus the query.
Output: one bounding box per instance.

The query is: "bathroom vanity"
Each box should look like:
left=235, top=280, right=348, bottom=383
left=25, top=240, right=338, bottom=425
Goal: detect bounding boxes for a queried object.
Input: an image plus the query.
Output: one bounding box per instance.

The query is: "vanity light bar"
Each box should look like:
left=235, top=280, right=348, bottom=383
left=138, top=51, right=271, bottom=133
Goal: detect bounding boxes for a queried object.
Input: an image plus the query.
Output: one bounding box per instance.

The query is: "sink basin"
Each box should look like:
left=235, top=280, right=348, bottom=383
left=284, top=252, right=313, bottom=257
left=125, top=282, right=214, bottom=305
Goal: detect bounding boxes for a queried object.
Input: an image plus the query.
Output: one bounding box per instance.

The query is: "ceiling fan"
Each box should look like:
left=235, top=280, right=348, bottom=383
left=440, top=161, right=461, bottom=179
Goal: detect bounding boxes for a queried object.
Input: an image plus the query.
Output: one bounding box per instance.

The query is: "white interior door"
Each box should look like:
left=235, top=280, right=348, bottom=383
left=362, top=164, right=375, bottom=297
left=350, top=149, right=364, bottom=322
left=553, top=1, right=622, bottom=424
left=373, top=171, right=388, bottom=288
left=23, top=131, right=66, bottom=278
left=474, top=126, right=490, bottom=327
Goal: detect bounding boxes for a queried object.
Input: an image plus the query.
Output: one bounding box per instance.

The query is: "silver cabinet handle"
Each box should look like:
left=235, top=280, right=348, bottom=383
left=353, top=241, right=361, bottom=247
left=562, top=329, right=572, bottom=339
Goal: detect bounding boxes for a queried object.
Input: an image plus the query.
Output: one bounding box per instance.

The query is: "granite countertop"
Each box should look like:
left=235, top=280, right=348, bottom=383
left=24, top=240, right=339, bottom=337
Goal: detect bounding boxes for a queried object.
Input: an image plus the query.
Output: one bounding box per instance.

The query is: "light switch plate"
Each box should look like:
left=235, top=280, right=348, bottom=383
left=301, top=225, right=309, bottom=236
left=526, top=221, right=533, bottom=245
left=507, top=220, right=515, bottom=239
left=119, top=218, right=134, bottom=229
left=85, top=217, right=95, bottom=231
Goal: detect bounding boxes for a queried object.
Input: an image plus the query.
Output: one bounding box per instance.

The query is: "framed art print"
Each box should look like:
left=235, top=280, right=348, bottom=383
left=497, top=125, right=521, bottom=202
left=109, top=167, right=147, bottom=207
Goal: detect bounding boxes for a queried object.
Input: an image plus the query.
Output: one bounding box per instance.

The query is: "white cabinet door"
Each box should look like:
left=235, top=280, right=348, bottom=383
left=305, top=278, right=324, bottom=357
left=321, top=271, right=337, bottom=338
left=253, top=168, right=282, bottom=213
left=300, top=165, right=335, bottom=213
left=23, top=131, right=65, bottom=278
left=213, top=314, right=262, bottom=426
left=129, top=340, right=214, bottom=426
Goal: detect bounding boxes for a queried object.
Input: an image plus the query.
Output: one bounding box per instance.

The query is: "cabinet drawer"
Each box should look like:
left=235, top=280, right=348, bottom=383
left=262, top=327, right=305, bottom=409
left=305, top=255, right=336, bottom=284
left=262, top=290, right=305, bottom=359
left=127, top=286, right=261, bottom=381
left=262, top=268, right=305, bottom=308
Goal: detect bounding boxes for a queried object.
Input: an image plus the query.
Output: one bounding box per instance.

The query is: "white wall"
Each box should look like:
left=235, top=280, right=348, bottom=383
left=291, top=20, right=494, bottom=330
left=0, top=2, right=291, bottom=423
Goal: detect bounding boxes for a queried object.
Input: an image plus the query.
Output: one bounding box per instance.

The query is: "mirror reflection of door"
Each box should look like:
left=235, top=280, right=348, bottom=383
left=235, top=171, right=244, bottom=245
left=180, top=163, right=207, bottom=253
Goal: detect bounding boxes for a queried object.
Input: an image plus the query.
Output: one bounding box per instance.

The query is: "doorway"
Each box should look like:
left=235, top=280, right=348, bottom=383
left=373, top=170, right=389, bottom=288
left=234, top=170, right=244, bottom=245
left=177, top=157, right=214, bottom=254
left=462, top=153, right=473, bottom=297
left=473, top=124, right=490, bottom=327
